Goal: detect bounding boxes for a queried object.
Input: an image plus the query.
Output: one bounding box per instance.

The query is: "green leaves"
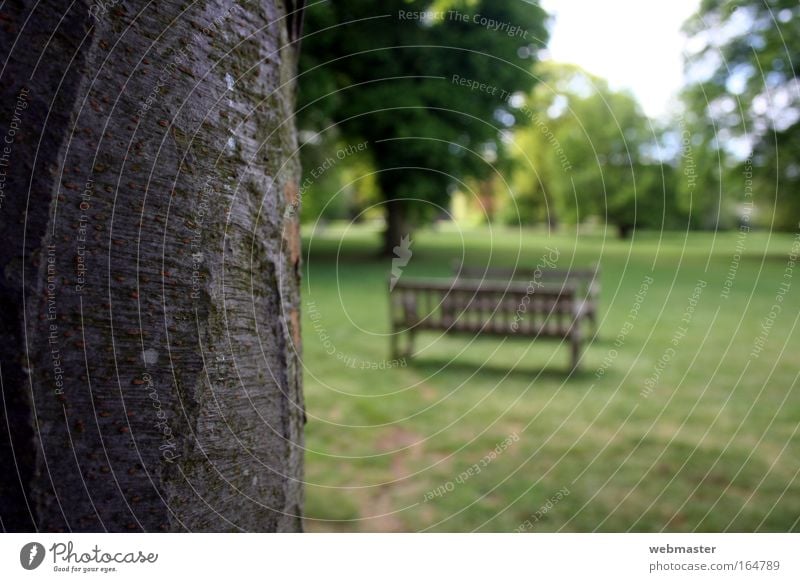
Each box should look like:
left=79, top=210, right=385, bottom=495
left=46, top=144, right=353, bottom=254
left=296, top=0, right=549, bottom=225
left=681, top=0, right=800, bottom=229
left=508, top=63, right=675, bottom=235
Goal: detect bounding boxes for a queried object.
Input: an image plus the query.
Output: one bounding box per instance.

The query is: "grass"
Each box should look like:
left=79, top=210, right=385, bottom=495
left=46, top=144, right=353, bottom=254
left=299, top=222, right=800, bottom=532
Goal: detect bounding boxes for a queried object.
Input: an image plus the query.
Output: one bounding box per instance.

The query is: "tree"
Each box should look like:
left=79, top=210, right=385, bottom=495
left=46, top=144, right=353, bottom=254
left=297, top=0, right=549, bottom=254
left=681, top=0, right=800, bottom=229
left=0, top=0, right=305, bottom=532
left=508, top=63, right=676, bottom=237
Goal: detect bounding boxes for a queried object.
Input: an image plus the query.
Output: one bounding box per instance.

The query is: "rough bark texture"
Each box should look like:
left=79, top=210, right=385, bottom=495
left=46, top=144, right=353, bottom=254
left=0, top=0, right=304, bottom=532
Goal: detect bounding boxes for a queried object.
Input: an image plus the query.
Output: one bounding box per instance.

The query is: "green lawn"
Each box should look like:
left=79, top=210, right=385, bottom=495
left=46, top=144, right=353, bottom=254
left=299, top=223, right=800, bottom=532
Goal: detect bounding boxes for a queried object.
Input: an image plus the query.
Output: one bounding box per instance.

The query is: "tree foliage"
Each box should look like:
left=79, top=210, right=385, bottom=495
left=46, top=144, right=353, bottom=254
left=681, top=0, right=800, bottom=229
left=507, top=63, right=680, bottom=237
left=297, top=0, right=549, bottom=251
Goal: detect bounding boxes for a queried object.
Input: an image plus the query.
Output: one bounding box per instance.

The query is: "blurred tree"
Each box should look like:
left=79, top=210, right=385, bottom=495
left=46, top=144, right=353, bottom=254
left=681, top=0, right=800, bottom=230
left=673, top=107, right=728, bottom=230
left=508, top=63, right=678, bottom=237
left=297, top=0, right=549, bottom=254
left=297, top=137, right=379, bottom=223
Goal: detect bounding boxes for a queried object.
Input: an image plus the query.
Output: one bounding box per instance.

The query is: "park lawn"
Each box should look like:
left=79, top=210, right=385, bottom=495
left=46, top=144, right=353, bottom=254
left=299, top=222, right=800, bottom=532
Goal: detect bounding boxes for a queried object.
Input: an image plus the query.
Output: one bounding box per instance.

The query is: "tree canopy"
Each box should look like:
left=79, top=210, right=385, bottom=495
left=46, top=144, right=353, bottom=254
left=297, top=0, right=550, bottom=252
left=681, top=0, right=800, bottom=229
left=506, top=63, right=680, bottom=237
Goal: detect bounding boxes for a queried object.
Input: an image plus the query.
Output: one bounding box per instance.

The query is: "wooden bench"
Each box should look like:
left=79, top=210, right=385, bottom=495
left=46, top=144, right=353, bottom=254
left=452, top=262, right=600, bottom=331
left=389, top=276, right=595, bottom=371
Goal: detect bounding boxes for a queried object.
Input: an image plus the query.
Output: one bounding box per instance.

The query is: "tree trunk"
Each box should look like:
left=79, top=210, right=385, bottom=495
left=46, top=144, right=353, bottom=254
left=382, top=198, right=409, bottom=258
left=617, top=224, right=633, bottom=239
left=0, top=0, right=304, bottom=532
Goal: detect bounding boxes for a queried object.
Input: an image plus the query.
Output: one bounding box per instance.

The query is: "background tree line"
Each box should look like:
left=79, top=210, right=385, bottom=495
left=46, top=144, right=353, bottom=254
left=297, top=0, right=799, bottom=240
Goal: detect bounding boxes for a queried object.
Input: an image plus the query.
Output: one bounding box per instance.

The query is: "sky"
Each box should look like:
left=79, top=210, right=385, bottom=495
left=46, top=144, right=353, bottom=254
left=539, top=0, right=701, bottom=119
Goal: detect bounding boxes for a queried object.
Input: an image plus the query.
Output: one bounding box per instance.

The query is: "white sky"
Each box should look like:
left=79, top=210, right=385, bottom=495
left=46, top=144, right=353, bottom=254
left=539, top=0, right=700, bottom=119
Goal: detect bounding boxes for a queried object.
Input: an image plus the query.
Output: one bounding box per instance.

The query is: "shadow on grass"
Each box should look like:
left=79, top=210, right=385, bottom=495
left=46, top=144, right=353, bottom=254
left=408, top=356, right=592, bottom=383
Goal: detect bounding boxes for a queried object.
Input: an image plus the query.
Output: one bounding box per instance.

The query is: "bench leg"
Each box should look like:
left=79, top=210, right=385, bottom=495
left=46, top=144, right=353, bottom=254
left=390, top=327, right=399, bottom=360
left=570, top=335, right=581, bottom=372
left=405, top=330, right=416, bottom=359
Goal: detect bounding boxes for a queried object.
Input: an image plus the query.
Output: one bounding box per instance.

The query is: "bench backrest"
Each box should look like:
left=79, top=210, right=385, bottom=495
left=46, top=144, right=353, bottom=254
left=390, top=277, right=580, bottom=336
left=452, top=262, right=600, bottom=298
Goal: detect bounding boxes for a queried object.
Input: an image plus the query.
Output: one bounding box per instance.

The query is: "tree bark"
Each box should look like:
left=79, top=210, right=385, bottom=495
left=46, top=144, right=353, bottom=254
left=0, top=0, right=304, bottom=532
